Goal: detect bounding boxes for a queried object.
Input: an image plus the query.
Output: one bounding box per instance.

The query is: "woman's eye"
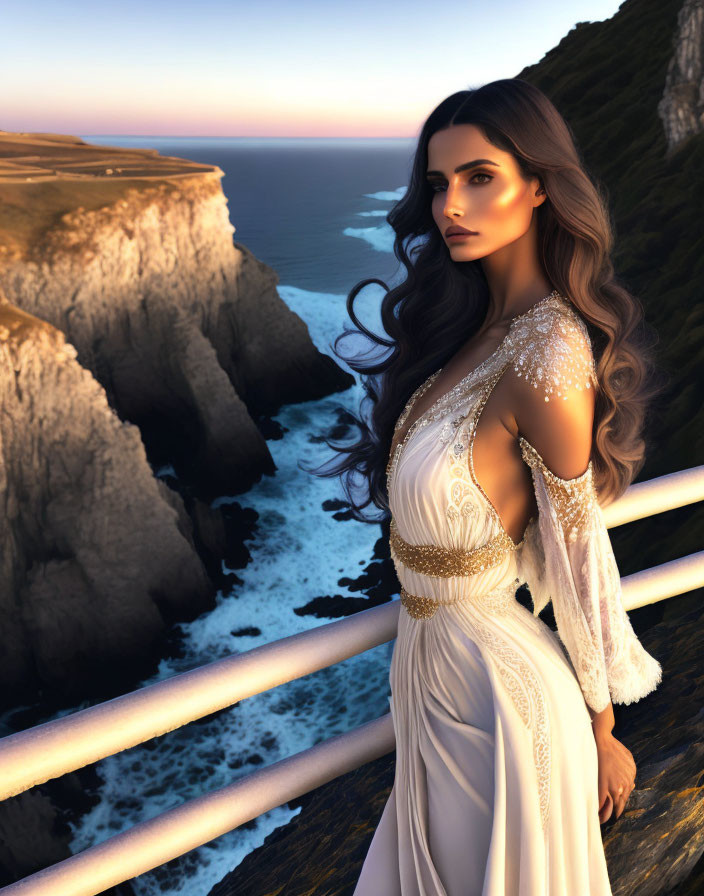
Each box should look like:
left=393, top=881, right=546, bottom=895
left=429, top=172, right=492, bottom=192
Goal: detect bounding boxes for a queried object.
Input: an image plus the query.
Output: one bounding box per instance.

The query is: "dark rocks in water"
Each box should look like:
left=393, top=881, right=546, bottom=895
left=0, top=762, right=139, bottom=894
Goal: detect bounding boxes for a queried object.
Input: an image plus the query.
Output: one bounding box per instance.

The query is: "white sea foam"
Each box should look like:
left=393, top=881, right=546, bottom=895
left=363, top=187, right=407, bottom=200
left=343, top=224, right=395, bottom=253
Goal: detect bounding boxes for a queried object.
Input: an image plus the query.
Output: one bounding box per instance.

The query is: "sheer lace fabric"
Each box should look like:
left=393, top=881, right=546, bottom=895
left=518, top=435, right=662, bottom=715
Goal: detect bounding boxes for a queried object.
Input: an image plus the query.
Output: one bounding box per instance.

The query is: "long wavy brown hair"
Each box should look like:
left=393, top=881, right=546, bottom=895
left=302, top=78, right=667, bottom=522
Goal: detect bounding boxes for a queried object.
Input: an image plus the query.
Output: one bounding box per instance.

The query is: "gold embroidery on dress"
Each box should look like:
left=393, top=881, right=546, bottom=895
left=466, top=364, right=529, bottom=550
left=472, top=622, right=552, bottom=830
left=398, top=584, right=552, bottom=827
left=390, top=517, right=519, bottom=578
left=399, top=581, right=517, bottom=619
left=518, top=437, right=598, bottom=542
left=439, top=413, right=482, bottom=530
left=399, top=586, right=439, bottom=619
left=386, top=370, right=441, bottom=483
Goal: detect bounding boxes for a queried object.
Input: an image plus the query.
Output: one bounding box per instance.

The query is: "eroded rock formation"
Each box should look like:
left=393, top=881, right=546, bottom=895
left=658, top=0, right=704, bottom=152
left=0, top=293, right=212, bottom=706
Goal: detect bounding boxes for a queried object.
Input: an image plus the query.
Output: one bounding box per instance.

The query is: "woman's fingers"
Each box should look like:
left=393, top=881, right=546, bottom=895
left=595, top=733, right=637, bottom=823
left=599, top=792, right=613, bottom=824
left=613, top=776, right=637, bottom=818
left=613, top=790, right=628, bottom=818
left=615, top=748, right=637, bottom=789
left=599, top=779, right=635, bottom=823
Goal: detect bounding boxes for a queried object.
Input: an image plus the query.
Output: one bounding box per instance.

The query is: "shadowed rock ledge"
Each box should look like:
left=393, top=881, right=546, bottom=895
left=0, top=293, right=212, bottom=706
left=657, top=0, right=704, bottom=153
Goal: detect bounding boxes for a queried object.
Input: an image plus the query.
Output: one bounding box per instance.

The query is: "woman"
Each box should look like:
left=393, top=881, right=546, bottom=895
left=309, top=79, right=664, bottom=894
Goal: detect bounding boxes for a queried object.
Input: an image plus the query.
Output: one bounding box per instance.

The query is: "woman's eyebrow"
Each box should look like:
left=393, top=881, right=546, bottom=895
left=426, top=159, right=501, bottom=177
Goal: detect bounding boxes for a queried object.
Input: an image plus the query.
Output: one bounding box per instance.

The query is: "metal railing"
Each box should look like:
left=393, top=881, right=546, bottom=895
left=2, top=463, right=703, bottom=895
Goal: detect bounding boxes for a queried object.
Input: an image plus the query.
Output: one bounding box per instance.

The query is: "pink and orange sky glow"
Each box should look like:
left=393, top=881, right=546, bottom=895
left=2, top=0, right=625, bottom=138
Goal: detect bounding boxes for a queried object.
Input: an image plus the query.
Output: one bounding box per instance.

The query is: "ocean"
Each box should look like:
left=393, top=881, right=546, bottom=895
left=7, top=136, right=417, bottom=895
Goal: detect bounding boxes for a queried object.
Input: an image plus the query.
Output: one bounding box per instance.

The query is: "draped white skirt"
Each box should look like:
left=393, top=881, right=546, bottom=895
left=353, top=584, right=613, bottom=896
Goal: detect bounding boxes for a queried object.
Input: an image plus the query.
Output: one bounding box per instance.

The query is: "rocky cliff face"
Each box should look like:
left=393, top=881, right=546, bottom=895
left=0, top=133, right=353, bottom=498
left=0, top=293, right=211, bottom=704
left=658, top=0, right=704, bottom=152
left=0, top=131, right=357, bottom=701
left=0, top=134, right=357, bottom=886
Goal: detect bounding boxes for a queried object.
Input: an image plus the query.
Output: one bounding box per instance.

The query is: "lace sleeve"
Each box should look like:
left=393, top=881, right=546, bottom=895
left=510, top=301, right=662, bottom=713
left=519, top=436, right=663, bottom=714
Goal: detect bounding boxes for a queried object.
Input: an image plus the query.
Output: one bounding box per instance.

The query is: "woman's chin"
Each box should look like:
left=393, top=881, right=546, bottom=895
left=448, top=243, right=483, bottom=259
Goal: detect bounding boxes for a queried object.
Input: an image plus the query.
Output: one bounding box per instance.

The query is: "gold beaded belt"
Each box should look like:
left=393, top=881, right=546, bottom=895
left=389, top=517, right=517, bottom=578
left=400, top=583, right=518, bottom=620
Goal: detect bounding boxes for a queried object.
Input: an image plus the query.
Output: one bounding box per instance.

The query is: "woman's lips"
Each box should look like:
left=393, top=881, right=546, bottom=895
left=447, top=232, right=478, bottom=240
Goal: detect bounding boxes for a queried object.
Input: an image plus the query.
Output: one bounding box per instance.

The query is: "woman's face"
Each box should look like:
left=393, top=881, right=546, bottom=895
left=426, top=123, right=545, bottom=261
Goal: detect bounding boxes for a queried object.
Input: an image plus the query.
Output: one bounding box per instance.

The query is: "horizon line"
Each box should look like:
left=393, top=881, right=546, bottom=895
left=76, top=134, right=417, bottom=140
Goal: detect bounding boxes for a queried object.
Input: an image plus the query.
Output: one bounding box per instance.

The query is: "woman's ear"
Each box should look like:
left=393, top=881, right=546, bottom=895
left=533, top=179, right=548, bottom=206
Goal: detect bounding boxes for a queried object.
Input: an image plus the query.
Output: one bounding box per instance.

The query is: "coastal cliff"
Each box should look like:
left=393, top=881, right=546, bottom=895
left=0, top=134, right=355, bottom=886
left=0, top=132, right=353, bottom=497
left=0, top=292, right=212, bottom=705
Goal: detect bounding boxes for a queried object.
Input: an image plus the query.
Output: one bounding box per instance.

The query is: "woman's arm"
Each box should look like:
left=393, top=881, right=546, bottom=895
left=508, top=309, right=659, bottom=821
left=589, top=700, right=614, bottom=736
left=509, top=311, right=662, bottom=714
left=588, top=699, right=637, bottom=822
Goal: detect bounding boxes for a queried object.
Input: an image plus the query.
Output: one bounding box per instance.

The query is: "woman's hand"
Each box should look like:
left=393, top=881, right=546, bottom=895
left=595, top=730, right=637, bottom=823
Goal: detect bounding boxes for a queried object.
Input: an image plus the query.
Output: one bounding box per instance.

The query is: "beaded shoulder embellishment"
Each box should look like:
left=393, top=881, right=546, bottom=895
left=508, top=300, right=598, bottom=402
left=386, top=292, right=598, bottom=489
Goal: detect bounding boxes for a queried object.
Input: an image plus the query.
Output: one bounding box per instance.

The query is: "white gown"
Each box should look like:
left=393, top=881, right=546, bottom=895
left=353, top=292, right=662, bottom=896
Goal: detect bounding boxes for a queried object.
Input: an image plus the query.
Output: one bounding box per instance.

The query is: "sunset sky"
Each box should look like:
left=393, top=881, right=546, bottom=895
left=3, top=0, right=625, bottom=137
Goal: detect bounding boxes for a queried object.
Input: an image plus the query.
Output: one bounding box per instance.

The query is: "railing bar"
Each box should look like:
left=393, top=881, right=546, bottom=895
left=0, top=551, right=702, bottom=802
left=602, top=465, right=704, bottom=528
left=0, top=601, right=401, bottom=800
left=0, top=713, right=396, bottom=895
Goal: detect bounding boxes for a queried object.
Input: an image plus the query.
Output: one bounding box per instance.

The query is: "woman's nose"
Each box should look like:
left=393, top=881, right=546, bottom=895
left=443, top=197, right=463, bottom=217
left=442, top=183, right=464, bottom=216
